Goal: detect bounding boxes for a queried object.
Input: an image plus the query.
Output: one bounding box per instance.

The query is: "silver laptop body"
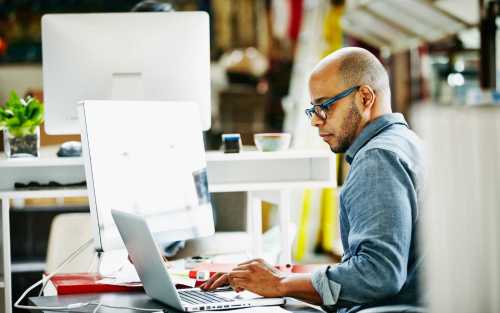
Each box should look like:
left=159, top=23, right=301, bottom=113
left=111, top=210, right=285, bottom=312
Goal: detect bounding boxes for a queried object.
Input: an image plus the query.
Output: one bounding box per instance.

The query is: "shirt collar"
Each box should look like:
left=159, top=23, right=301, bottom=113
left=345, top=113, right=408, bottom=164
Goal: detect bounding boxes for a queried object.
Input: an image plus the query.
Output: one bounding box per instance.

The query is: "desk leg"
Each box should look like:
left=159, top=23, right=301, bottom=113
left=246, top=192, right=263, bottom=259
left=2, top=197, right=12, bottom=313
left=279, top=190, right=292, bottom=265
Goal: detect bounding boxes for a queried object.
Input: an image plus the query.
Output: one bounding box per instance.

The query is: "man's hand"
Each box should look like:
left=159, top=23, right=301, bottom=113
left=200, top=272, right=231, bottom=291
left=228, top=258, right=287, bottom=297
left=200, top=259, right=287, bottom=298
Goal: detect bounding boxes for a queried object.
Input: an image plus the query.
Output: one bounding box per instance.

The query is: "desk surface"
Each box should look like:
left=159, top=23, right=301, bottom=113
left=28, top=292, right=324, bottom=313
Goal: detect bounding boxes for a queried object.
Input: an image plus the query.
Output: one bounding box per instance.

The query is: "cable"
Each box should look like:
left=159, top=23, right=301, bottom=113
left=92, top=301, right=102, bottom=313
left=16, top=238, right=166, bottom=312
left=91, top=302, right=165, bottom=312
left=87, top=250, right=98, bottom=273
left=15, top=238, right=94, bottom=311
left=38, top=240, right=95, bottom=296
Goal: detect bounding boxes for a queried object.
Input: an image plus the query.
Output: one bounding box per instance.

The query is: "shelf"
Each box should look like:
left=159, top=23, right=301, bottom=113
left=0, top=182, right=335, bottom=198
left=209, top=180, right=336, bottom=193
left=0, top=147, right=333, bottom=167
left=0, top=188, right=87, bottom=199
left=0, top=146, right=83, bottom=168
left=12, top=260, right=45, bottom=273
left=206, top=149, right=333, bottom=162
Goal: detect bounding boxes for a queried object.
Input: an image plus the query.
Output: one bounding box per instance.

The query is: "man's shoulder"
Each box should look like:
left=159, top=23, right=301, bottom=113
left=353, top=124, right=423, bottom=171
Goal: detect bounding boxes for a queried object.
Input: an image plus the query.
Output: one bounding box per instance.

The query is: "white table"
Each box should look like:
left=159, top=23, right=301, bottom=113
left=0, top=146, right=336, bottom=313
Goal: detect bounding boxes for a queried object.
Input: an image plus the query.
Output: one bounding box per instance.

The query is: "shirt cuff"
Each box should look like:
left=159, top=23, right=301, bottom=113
left=311, top=266, right=342, bottom=306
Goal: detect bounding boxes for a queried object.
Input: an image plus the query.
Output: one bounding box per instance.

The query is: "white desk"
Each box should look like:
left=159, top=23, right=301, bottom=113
left=0, top=146, right=336, bottom=313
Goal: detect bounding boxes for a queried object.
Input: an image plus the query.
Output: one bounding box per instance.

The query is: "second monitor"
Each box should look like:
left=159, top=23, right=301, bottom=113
left=42, top=12, right=211, bottom=135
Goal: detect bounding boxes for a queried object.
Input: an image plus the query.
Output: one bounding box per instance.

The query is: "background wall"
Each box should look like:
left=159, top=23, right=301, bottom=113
left=0, top=65, right=42, bottom=103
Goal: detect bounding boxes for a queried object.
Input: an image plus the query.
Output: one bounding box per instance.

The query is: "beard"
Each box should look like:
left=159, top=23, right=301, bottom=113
left=329, top=101, right=362, bottom=153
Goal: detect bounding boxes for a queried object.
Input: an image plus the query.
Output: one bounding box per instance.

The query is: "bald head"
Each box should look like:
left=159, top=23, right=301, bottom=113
left=308, top=47, right=393, bottom=152
left=311, top=47, right=391, bottom=103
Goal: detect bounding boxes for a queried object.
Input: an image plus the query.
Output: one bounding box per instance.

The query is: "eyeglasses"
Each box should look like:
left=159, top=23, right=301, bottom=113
left=305, top=86, right=360, bottom=120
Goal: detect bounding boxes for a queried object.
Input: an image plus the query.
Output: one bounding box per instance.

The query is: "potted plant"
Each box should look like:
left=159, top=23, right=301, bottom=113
left=0, top=91, right=44, bottom=157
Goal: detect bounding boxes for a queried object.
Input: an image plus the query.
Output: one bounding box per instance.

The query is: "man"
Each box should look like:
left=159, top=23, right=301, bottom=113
left=201, top=47, right=424, bottom=312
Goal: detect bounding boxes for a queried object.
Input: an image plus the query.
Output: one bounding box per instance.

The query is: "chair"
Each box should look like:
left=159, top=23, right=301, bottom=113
left=45, top=213, right=95, bottom=274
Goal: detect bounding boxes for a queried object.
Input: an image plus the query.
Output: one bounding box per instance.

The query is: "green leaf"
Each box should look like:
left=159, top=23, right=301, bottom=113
left=2, top=91, right=44, bottom=135
left=6, top=91, right=21, bottom=108
left=25, top=98, right=35, bottom=118
left=6, top=116, right=21, bottom=129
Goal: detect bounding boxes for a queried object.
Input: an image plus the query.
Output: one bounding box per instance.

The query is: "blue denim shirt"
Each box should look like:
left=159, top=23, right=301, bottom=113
left=311, top=113, right=424, bottom=312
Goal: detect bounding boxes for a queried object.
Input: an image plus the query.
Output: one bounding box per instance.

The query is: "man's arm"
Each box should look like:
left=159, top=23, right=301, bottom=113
left=280, top=273, right=323, bottom=304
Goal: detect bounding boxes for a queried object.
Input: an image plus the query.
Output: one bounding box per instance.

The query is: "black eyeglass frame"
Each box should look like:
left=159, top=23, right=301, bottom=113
left=305, top=85, right=360, bottom=120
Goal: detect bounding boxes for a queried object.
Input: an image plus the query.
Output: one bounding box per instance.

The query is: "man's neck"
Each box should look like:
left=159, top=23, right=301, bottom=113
left=355, top=105, right=392, bottom=140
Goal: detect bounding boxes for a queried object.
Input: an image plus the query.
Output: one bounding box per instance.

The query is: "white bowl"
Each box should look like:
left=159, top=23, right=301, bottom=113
left=254, top=133, right=291, bottom=152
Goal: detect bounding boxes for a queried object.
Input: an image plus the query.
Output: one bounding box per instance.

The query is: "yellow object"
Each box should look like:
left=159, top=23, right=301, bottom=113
left=294, top=189, right=313, bottom=261
left=261, top=201, right=273, bottom=232
left=318, top=188, right=338, bottom=252
left=322, top=3, right=344, bottom=57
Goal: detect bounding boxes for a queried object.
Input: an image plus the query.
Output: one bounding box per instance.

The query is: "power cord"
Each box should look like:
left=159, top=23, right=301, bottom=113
left=92, top=301, right=102, bottom=313
left=15, top=238, right=94, bottom=311
left=15, top=238, right=166, bottom=312
left=38, top=241, right=95, bottom=297
left=90, top=302, right=166, bottom=312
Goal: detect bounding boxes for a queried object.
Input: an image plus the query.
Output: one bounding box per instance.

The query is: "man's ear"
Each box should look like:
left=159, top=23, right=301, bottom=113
left=358, top=85, right=376, bottom=109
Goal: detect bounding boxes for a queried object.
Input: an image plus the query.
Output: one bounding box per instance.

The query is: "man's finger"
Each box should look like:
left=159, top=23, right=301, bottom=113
left=201, top=272, right=224, bottom=290
left=228, top=270, right=250, bottom=279
left=228, top=270, right=249, bottom=279
left=237, top=258, right=264, bottom=266
left=210, top=273, right=229, bottom=290
left=232, top=264, right=253, bottom=272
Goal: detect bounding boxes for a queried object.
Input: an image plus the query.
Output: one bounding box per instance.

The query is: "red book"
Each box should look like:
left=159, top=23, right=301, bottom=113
left=49, top=273, right=143, bottom=295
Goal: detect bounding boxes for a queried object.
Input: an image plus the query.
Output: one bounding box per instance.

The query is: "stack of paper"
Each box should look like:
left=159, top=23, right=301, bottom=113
left=413, top=105, right=500, bottom=312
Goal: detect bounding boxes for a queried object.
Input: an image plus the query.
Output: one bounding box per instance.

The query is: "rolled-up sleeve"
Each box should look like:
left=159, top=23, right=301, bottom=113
left=313, top=148, right=415, bottom=306
left=311, top=266, right=342, bottom=305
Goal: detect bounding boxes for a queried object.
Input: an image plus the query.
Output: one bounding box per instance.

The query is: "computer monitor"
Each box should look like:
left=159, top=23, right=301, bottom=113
left=78, top=100, right=214, bottom=252
left=42, top=12, right=211, bottom=135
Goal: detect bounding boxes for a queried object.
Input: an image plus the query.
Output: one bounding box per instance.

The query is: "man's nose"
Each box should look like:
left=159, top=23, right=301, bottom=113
left=310, top=113, right=323, bottom=127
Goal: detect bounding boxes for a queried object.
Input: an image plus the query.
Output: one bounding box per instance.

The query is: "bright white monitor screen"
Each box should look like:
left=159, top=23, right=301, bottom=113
left=42, top=12, right=211, bottom=134
left=79, top=100, right=214, bottom=252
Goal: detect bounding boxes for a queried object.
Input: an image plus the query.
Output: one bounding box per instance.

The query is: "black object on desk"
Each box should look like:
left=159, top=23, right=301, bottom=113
left=57, top=141, right=82, bottom=157
left=222, top=134, right=241, bottom=153
left=28, top=291, right=323, bottom=313
left=14, top=181, right=86, bottom=190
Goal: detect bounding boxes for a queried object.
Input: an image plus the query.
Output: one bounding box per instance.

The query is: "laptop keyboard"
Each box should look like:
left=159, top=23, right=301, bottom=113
left=179, top=290, right=234, bottom=304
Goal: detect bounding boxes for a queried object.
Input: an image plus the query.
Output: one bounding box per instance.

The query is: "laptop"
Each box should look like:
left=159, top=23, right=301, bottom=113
left=111, top=209, right=285, bottom=312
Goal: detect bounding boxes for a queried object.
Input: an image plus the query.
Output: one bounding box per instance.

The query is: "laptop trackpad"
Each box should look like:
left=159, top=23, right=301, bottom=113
left=217, top=290, right=265, bottom=300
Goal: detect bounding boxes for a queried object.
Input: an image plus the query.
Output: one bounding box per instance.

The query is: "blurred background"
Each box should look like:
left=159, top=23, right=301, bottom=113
left=0, top=0, right=484, bottom=150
